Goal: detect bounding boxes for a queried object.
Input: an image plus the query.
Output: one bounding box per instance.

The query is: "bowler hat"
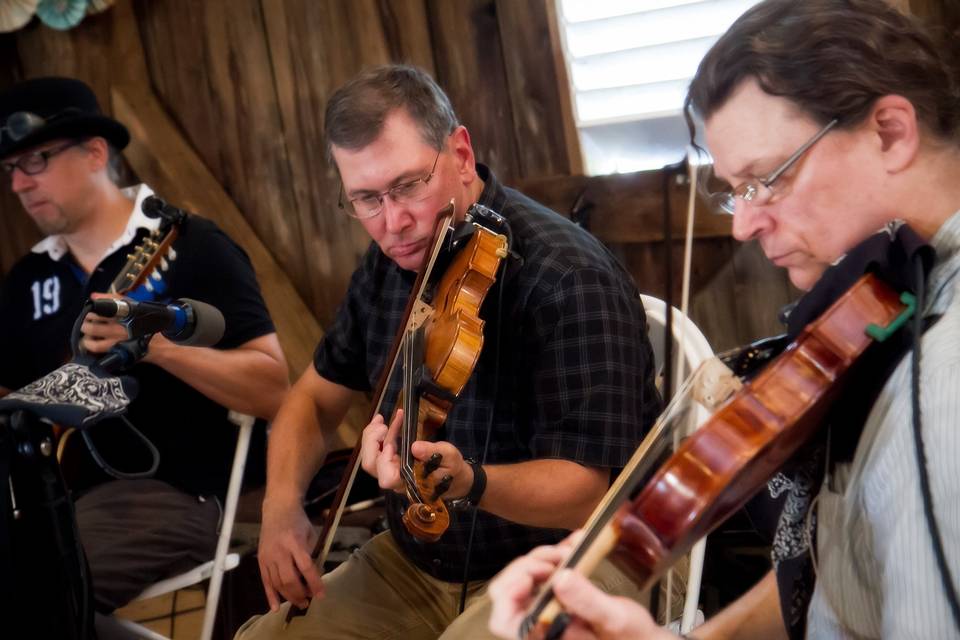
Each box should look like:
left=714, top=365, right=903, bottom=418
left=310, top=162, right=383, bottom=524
left=0, top=77, right=129, bottom=158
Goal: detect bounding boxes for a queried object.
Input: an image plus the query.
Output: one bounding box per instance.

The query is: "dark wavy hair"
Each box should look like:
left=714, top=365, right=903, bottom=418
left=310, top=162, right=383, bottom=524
left=324, top=64, right=459, bottom=158
left=684, top=0, right=960, bottom=144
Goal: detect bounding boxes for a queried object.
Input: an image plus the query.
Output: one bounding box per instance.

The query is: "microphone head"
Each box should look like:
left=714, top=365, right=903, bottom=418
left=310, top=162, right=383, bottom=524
left=141, top=195, right=165, bottom=219
left=171, top=298, right=225, bottom=347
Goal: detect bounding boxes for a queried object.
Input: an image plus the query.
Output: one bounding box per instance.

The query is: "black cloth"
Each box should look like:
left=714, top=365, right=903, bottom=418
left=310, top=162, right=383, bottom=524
left=75, top=478, right=219, bottom=612
left=314, top=164, right=660, bottom=582
left=743, top=224, right=936, bottom=639
left=0, top=211, right=274, bottom=498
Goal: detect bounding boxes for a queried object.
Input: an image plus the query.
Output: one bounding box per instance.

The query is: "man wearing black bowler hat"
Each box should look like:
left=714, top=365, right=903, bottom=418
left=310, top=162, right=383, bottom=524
left=0, top=77, right=289, bottom=636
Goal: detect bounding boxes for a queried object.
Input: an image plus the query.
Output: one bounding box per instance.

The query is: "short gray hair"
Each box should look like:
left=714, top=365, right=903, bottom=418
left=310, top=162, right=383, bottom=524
left=324, top=64, right=459, bottom=158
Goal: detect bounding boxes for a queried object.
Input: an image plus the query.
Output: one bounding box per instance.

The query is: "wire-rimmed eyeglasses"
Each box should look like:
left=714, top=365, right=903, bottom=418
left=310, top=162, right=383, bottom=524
left=711, top=118, right=839, bottom=215
left=338, top=150, right=442, bottom=220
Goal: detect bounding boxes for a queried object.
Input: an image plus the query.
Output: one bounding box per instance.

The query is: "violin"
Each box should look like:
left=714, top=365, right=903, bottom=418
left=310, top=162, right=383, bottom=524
left=285, top=201, right=509, bottom=625
left=519, top=272, right=913, bottom=639
left=398, top=205, right=509, bottom=540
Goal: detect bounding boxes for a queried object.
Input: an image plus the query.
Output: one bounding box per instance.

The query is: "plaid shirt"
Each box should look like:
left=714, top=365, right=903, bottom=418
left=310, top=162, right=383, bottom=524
left=314, top=165, right=660, bottom=581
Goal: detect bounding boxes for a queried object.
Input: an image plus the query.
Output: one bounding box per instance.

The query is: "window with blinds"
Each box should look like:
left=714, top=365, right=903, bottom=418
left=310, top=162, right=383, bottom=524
left=556, top=0, right=759, bottom=174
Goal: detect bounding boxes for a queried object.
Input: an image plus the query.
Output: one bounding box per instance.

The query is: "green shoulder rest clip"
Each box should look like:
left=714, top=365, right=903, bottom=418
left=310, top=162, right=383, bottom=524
left=866, top=291, right=917, bottom=342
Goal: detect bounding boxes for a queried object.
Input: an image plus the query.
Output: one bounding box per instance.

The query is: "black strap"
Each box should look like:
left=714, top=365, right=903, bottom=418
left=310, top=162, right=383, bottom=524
left=909, top=255, right=960, bottom=632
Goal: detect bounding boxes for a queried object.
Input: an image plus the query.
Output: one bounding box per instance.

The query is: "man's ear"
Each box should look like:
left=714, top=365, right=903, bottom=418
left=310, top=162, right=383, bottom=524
left=869, top=94, right=920, bottom=173
left=83, top=136, right=111, bottom=173
left=448, top=125, right=477, bottom=179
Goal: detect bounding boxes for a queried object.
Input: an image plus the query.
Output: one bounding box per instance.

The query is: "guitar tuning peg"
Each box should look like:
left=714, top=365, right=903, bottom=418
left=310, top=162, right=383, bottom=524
left=145, top=280, right=155, bottom=292
left=168, top=248, right=177, bottom=260
left=160, top=257, right=169, bottom=271
left=151, top=269, right=162, bottom=281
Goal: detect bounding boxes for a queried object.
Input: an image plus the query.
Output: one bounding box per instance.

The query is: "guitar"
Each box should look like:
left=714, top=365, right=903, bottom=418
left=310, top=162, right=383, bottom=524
left=55, top=195, right=186, bottom=487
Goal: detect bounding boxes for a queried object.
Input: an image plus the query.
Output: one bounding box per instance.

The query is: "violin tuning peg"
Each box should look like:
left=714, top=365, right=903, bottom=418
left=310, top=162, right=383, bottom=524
left=422, top=453, right=443, bottom=478
left=431, top=474, right=453, bottom=501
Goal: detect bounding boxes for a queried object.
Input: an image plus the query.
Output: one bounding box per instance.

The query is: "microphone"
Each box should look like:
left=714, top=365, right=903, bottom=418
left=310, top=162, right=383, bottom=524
left=141, top=194, right=188, bottom=225
left=91, top=297, right=225, bottom=347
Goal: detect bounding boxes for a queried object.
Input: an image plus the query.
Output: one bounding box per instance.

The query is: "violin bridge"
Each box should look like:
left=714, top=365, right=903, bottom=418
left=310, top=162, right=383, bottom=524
left=408, top=301, right=434, bottom=330
left=690, top=357, right=742, bottom=411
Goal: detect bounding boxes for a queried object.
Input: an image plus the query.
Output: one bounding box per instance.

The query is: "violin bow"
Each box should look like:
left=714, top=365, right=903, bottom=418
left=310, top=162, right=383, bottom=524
left=283, top=202, right=457, bottom=626
left=664, top=148, right=706, bottom=630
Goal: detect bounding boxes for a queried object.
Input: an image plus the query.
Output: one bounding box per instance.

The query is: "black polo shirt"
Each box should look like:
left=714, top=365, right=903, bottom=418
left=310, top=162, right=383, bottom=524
left=314, top=165, right=661, bottom=582
left=0, top=197, right=274, bottom=498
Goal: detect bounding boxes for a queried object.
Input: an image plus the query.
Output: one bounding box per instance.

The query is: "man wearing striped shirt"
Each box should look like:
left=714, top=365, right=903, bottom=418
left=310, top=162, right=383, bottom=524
left=487, top=1, right=960, bottom=638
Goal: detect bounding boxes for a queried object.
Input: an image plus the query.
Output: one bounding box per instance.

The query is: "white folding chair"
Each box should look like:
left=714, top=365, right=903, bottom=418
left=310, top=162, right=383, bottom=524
left=113, top=410, right=255, bottom=640
left=640, top=294, right=714, bottom=634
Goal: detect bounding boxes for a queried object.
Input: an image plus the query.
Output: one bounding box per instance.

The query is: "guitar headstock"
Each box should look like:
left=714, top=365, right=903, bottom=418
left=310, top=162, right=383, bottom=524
left=110, top=196, right=187, bottom=295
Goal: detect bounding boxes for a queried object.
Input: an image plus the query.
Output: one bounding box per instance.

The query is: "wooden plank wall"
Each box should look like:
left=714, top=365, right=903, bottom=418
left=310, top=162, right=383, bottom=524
left=7, top=0, right=953, bottom=358
left=127, top=0, right=590, bottom=328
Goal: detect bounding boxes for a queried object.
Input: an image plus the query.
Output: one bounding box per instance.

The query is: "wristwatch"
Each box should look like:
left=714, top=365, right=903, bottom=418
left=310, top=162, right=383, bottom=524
left=447, top=457, right=486, bottom=510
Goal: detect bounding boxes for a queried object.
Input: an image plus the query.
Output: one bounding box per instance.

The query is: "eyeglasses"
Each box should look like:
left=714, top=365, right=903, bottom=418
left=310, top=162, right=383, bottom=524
left=1, top=139, right=85, bottom=176
left=712, top=118, right=839, bottom=215
left=0, top=108, right=80, bottom=144
left=338, top=150, right=442, bottom=219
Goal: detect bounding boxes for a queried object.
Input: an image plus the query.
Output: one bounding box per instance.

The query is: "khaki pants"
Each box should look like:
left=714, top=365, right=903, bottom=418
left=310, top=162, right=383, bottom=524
left=236, top=531, right=647, bottom=640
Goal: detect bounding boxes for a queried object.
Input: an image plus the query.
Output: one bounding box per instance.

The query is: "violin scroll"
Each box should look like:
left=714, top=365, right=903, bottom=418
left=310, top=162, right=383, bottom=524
left=402, top=460, right=452, bottom=542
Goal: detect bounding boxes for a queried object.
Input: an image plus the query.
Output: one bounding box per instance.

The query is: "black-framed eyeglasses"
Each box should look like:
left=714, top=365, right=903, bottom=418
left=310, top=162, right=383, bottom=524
left=712, top=118, right=839, bottom=215
left=0, top=108, right=80, bottom=144
left=338, top=149, right=442, bottom=220
left=1, top=139, right=85, bottom=176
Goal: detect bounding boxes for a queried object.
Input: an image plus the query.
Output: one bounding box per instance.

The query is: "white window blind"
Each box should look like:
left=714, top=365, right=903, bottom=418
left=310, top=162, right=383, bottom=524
left=556, top=0, right=760, bottom=174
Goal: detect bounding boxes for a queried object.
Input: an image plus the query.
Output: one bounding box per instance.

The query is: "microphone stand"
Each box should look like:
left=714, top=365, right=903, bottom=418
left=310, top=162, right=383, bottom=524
left=0, top=407, right=95, bottom=639
left=96, top=335, right=152, bottom=374
left=0, top=319, right=155, bottom=639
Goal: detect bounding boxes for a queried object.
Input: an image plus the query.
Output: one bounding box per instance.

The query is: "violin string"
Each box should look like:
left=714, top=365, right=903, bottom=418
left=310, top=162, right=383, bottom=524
left=400, top=210, right=456, bottom=505
left=401, top=328, right=422, bottom=503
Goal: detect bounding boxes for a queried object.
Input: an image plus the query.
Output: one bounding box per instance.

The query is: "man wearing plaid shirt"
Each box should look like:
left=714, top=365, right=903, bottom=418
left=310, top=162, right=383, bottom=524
left=239, top=64, right=660, bottom=640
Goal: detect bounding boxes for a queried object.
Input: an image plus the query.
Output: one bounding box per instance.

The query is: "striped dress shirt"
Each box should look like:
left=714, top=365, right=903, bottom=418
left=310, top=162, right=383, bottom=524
left=807, top=209, right=960, bottom=638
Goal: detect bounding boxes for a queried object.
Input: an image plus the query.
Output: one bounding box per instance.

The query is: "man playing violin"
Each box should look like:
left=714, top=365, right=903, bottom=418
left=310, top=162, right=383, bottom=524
left=487, top=1, right=960, bottom=639
left=242, top=64, right=661, bottom=640
left=0, top=77, right=288, bottom=636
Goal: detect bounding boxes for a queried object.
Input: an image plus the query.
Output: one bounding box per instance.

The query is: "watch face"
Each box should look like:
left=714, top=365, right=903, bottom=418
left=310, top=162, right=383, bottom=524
left=447, top=497, right=471, bottom=511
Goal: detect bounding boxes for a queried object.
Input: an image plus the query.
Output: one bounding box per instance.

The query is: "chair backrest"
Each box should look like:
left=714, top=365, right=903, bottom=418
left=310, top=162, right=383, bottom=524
left=640, top=294, right=713, bottom=634
left=641, top=294, right=713, bottom=385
